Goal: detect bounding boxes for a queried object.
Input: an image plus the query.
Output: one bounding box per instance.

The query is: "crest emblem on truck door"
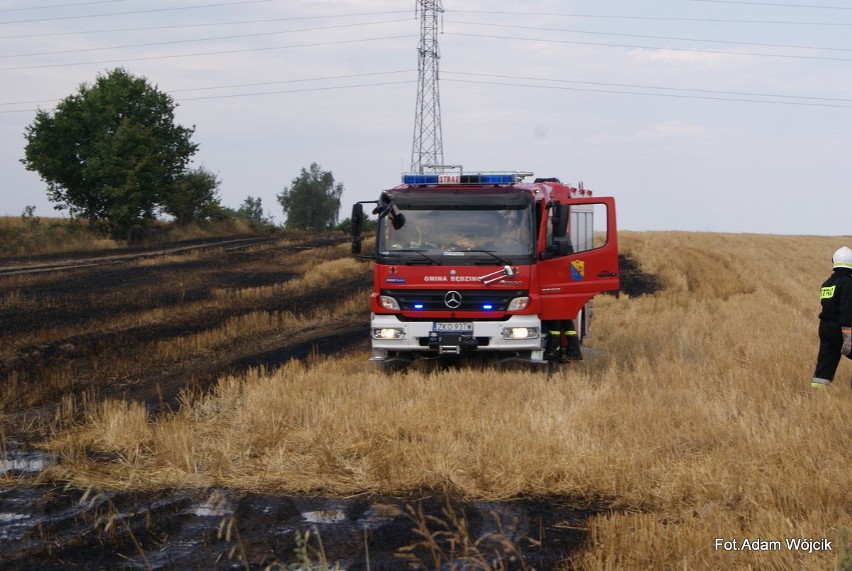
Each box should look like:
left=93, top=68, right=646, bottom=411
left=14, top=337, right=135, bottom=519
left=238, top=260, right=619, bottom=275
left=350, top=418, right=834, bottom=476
left=570, top=260, right=585, bottom=281
left=444, top=291, right=463, bottom=309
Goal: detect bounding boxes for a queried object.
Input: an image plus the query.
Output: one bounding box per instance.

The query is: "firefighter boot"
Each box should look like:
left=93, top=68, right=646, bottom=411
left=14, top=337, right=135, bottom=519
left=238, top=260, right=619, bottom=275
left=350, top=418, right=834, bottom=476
left=561, top=320, right=583, bottom=362
left=563, top=334, right=583, bottom=361
left=544, top=323, right=561, bottom=362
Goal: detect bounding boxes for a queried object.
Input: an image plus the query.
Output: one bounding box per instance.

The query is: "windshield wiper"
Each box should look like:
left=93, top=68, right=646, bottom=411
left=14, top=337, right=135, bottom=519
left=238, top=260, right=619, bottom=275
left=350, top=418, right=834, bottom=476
left=461, top=249, right=512, bottom=267
left=391, top=249, right=442, bottom=265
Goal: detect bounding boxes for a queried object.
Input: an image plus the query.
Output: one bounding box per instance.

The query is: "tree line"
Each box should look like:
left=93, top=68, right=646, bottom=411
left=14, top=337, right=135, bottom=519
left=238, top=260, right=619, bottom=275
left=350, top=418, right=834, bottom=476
left=21, top=68, right=345, bottom=238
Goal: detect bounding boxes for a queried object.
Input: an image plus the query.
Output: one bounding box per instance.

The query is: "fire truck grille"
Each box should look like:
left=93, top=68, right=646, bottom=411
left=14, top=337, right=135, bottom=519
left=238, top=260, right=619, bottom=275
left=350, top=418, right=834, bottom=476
left=381, top=289, right=528, bottom=312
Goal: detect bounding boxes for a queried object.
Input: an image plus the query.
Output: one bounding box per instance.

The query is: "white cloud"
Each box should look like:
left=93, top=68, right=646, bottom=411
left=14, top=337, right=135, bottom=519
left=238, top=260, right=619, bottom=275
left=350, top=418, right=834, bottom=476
left=626, top=47, right=743, bottom=68
left=589, top=120, right=707, bottom=144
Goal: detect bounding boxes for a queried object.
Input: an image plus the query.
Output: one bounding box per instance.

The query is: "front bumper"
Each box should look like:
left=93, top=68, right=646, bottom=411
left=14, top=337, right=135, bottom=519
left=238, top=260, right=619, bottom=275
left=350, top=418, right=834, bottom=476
left=369, top=313, right=545, bottom=362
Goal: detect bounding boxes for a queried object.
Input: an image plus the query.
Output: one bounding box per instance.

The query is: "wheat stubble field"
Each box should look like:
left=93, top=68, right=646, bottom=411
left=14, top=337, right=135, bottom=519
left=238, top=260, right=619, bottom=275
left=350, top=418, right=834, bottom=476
left=1, top=229, right=851, bottom=569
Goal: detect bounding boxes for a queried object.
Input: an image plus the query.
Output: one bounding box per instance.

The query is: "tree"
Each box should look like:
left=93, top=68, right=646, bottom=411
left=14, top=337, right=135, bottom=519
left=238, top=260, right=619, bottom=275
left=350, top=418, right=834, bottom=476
left=21, top=68, right=198, bottom=236
left=277, top=163, right=343, bottom=231
left=231, top=196, right=275, bottom=231
left=237, top=196, right=266, bottom=223
left=162, top=167, right=222, bottom=225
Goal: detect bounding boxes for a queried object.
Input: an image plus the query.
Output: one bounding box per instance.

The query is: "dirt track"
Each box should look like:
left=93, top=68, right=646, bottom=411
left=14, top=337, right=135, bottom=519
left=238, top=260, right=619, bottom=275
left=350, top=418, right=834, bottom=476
left=0, top=236, right=276, bottom=277
left=0, top=233, right=658, bottom=569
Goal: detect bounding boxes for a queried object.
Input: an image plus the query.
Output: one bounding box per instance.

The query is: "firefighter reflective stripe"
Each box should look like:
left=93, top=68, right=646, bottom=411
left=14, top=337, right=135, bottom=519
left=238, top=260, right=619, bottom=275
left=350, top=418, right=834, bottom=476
left=821, top=286, right=836, bottom=299
left=548, top=330, right=577, bottom=335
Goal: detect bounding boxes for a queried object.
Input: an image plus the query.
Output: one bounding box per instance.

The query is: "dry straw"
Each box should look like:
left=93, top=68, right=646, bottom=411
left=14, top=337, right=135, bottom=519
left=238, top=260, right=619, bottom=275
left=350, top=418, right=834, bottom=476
left=42, top=231, right=852, bottom=569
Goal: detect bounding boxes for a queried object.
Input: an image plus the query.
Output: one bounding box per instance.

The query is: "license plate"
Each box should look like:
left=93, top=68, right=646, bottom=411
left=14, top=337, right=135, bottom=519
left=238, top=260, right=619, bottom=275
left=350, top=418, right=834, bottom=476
left=433, top=322, right=473, bottom=332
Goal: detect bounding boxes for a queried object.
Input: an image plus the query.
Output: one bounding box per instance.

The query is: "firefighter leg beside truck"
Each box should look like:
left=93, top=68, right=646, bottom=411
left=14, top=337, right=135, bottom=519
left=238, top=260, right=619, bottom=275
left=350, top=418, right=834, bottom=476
left=544, top=319, right=582, bottom=362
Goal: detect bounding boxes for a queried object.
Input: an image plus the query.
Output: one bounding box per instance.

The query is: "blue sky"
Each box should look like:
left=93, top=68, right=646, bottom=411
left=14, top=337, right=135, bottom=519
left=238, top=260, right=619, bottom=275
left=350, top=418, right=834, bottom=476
left=1, top=0, right=851, bottom=235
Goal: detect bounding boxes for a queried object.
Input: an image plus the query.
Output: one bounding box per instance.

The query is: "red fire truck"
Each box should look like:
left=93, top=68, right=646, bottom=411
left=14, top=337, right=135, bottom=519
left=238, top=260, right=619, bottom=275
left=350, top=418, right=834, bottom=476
left=350, top=168, right=619, bottom=367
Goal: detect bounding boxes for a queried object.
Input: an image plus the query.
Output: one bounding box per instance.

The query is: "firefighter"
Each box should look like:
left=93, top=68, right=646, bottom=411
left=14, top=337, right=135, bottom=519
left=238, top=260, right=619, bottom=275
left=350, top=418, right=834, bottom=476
left=544, top=319, right=582, bottom=362
left=811, top=246, right=852, bottom=388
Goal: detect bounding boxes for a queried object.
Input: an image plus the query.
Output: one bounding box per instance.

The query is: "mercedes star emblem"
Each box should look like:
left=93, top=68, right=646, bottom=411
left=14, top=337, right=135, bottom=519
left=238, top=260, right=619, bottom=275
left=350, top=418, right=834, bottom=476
left=444, top=290, right=463, bottom=309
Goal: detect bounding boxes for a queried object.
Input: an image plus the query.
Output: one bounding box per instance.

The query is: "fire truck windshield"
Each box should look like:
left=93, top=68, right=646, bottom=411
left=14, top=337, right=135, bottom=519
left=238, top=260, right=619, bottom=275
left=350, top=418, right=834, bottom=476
left=377, top=204, right=535, bottom=265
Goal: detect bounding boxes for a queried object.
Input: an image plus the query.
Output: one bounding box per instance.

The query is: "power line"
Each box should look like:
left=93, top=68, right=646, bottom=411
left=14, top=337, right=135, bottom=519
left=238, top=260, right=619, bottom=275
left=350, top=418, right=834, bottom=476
left=447, top=9, right=852, bottom=27
left=6, top=67, right=844, bottom=113
left=168, top=70, right=415, bottom=94
left=0, top=0, right=131, bottom=12
left=3, top=69, right=850, bottom=115
left=443, top=71, right=852, bottom=104
left=1, top=18, right=412, bottom=59
left=0, top=77, right=417, bottom=113
left=177, top=79, right=415, bottom=102
left=0, top=70, right=415, bottom=105
left=5, top=9, right=851, bottom=39
left=442, top=77, right=852, bottom=109
left=6, top=68, right=842, bottom=108
left=0, top=11, right=412, bottom=40
left=445, top=19, right=852, bottom=54
left=7, top=15, right=848, bottom=67
left=3, top=4, right=850, bottom=115
left=445, top=32, right=852, bottom=64
left=691, top=0, right=852, bottom=9
left=0, top=0, right=274, bottom=25
left=0, top=34, right=416, bottom=72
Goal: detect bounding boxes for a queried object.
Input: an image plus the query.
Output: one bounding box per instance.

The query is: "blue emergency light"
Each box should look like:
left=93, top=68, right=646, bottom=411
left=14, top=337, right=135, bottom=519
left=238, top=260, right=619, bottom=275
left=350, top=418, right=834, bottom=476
left=402, top=174, right=440, bottom=185
left=479, top=174, right=516, bottom=184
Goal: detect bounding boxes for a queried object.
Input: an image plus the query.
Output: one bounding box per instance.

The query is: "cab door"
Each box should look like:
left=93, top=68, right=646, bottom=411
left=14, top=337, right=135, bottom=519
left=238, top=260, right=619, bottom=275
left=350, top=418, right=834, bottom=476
left=536, top=197, right=619, bottom=320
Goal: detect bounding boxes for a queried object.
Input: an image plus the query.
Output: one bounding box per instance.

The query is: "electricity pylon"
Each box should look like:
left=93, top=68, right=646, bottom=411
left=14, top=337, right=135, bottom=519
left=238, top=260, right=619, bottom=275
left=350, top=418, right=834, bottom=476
left=410, top=0, right=444, bottom=173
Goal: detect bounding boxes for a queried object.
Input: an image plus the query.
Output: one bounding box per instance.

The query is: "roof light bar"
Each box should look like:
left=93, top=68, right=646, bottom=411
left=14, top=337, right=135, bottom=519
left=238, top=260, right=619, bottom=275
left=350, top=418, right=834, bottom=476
left=402, top=171, right=532, bottom=186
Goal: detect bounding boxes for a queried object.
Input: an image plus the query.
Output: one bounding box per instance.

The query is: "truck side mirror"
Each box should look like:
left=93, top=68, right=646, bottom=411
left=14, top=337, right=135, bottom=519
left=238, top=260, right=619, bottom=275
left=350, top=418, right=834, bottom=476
left=351, top=203, right=364, bottom=254
left=540, top=203, right=573, bottom=260
left=351, top=203, right=364, bottom=236
left=390, top=207, right=405, bottom=230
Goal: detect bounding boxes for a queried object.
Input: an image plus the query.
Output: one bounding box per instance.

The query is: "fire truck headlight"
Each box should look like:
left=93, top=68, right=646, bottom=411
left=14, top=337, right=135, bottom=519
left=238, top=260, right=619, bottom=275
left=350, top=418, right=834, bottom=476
left=379, top=295, right=400, bottom=310
left=502, top=327, right=539, bottom=340
left=372, top=327, right=405, bottom=340
left=507, top=296, right=530, bottom=311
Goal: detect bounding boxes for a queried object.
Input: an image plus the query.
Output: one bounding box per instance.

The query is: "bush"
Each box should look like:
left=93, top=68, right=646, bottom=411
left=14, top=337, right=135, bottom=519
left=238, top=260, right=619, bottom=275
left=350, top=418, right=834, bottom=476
left=0, top=216, right=120, bottom=257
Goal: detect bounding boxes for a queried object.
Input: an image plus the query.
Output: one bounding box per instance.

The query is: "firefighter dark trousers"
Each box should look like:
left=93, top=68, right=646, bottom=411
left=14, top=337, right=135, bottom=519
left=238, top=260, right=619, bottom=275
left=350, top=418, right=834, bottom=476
left=545, top=319, right=582, bottom=361
left=814, top=319, right=852, bottom=381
